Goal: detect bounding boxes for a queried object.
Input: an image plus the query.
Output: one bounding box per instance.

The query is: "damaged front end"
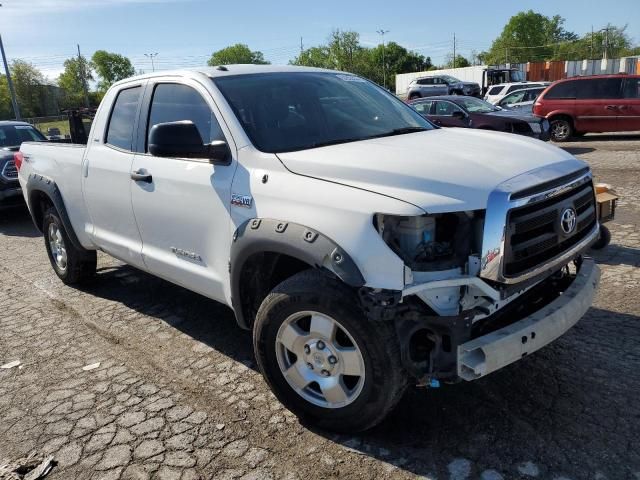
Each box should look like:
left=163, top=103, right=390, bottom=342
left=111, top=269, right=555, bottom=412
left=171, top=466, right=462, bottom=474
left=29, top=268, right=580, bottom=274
left=364, top=167, right=600, bottom=386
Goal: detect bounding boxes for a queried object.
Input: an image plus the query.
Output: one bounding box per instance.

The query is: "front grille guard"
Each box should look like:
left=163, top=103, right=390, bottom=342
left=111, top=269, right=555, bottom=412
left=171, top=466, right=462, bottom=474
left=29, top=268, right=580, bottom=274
left=480, top=160, right=599, bottom=284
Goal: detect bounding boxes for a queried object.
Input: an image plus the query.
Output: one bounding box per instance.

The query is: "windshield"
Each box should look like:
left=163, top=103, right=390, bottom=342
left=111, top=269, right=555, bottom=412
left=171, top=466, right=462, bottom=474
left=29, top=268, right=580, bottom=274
left=441, top=75, right=462, bottom=84
left=510, top=70, right=525, bottom=82
left=0, top=124, right=46, bottom=147
left=455, top=97, right=500, bottom=113
left=213, top=72, right=432, bottom=153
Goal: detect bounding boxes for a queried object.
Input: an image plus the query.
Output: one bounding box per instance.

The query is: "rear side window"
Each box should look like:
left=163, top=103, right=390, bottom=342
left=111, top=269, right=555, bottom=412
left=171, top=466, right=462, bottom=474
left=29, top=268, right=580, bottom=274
left=434, top=101, right=463, bottom=116
left=544, top=81, right=577, bottom=99
left=487, top=86, right=503, bottom=96
left=417, top=78, right=433, bottom=85
left=574, top=78, right=622, bottom=99
left=147, top=83, right=224, bottom=149
left=106, top=86, right=141, bottom=150
left=622, top=78, right=640, bottom=98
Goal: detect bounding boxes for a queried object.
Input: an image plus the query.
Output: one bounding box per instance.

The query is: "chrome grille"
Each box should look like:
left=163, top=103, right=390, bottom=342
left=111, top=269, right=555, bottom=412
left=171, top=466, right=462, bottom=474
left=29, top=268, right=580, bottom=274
left=504, top=180, right=596, bottom=277
left=1, top=160, right=18, bottom=181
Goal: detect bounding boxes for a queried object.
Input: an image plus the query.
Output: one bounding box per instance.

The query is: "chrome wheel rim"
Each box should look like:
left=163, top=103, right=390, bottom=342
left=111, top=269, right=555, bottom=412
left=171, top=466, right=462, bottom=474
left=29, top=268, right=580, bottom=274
left=551, top=121, right=569, bottom=140
left=48, top=223, right=67, bottom=271
left=275, top=311, right=366, bottom=409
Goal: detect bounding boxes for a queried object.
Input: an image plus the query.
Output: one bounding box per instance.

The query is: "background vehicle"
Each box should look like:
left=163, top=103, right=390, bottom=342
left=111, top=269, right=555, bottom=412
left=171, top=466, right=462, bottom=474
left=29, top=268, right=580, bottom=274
left=497, top=87, right=545, bottom=110
left=18, top=66, right=599, bottom=432
left=410, top=95, right=550, bottom=140
left=533, top=74, right=640, bottom=141
left=0, top=121, right=47, bottom=209
left=485, top=82, right=549, bottom=104
left=407, top=75, right=480, bottom=99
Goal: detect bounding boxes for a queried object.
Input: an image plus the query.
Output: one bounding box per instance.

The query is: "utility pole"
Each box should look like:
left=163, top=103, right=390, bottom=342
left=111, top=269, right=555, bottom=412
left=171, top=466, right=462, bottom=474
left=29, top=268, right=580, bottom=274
left=453, top=33, right=456, bottom=68
left=77, top=44, right=89, bottom=108
left=602, top=26, right=609, bottom=60
left=505, top=46, right=509, bottom=66
left=144, top=52, right=158, bottom=72
left=590, top=25, right=594, bottom=59
left=300, top=37, right=303, bottom=55
left=0, top=4, right=20, bottom=120
left=0, top=34, right=19, bottom=120
left=376, top=29, right=389, bottom=89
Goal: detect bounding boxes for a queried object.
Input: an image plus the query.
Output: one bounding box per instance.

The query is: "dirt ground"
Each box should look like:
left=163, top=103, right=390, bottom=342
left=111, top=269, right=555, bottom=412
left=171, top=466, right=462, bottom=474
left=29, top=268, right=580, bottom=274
left=1, top=133, right=639, bottom=480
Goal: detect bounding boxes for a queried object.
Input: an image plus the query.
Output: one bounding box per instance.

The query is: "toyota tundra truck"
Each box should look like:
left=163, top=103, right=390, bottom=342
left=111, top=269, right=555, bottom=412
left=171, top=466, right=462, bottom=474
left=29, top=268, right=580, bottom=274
left=16, top=65, right=601, bottom=432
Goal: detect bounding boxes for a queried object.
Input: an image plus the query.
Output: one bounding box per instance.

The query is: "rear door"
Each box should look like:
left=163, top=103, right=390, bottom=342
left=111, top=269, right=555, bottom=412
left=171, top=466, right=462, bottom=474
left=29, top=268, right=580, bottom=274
left=82, top=82, right=146, bottom=268
left=574, top=77, right=622, bottom=133
left=129, top=78, right=237, bottom=302
left=620, top=77, right=640, bottom=131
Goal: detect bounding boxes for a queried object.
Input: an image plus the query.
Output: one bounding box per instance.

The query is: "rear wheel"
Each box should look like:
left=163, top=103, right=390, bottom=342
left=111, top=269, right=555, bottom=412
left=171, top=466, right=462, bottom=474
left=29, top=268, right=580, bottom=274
left=253, top=270, right=407, bottom=432
left=550, top=117, right=573, bottom=142
left=43, top=207, right=96, bottom=285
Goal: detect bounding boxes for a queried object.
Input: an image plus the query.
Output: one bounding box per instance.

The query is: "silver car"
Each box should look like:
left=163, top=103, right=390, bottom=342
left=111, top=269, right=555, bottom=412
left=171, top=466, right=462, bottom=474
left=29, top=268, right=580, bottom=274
left=407, top=75, right=480, bottom=100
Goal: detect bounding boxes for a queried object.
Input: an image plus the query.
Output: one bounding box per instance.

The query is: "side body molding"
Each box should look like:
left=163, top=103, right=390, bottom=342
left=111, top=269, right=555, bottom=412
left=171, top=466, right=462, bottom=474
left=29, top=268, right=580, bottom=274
left=25, top=173, right=85, bottom=251
left=230, top=218, right=365, bottom=329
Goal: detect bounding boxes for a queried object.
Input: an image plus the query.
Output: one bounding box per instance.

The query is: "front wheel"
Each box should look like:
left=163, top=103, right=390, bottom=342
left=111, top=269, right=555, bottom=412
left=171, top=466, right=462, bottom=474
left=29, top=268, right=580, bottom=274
left=253, top=270, right=407, bottom=432
left=550, top=118, right=573, bottom=142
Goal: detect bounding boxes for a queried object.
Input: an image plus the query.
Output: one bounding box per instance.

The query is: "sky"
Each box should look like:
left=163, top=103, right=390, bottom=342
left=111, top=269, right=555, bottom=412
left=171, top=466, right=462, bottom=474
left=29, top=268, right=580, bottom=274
left=1, top=0, right=639, bottom=81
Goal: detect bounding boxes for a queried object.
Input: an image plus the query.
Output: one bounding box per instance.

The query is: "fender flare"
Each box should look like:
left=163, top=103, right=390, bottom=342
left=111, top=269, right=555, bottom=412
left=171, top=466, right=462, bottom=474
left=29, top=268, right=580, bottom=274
left=230, top=218, right=365, bottom=329
left=24, top=173, right=85, bottom=252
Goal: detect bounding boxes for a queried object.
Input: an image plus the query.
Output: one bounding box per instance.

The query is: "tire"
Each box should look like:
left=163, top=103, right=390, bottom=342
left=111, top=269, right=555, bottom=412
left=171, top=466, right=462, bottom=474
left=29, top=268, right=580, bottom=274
left=591, top=225, right=611, bottom=250
left=253, top=270, right=407, bottom=432
left=550, top=117, right=573, bottom=142
left=43, top=206, right=97, bottom=285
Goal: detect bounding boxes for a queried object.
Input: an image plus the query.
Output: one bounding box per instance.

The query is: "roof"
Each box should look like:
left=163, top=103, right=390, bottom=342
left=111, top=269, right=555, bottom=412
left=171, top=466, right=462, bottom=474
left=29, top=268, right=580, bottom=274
left=553, top=73, right=639, bottom=82
left=409, top=95, right=482, bottom=102
left=489, top=81, right=547, bottom=88
left=114, top=64, right=342, bottom=86
left=0, top=120, right=34, bottom=126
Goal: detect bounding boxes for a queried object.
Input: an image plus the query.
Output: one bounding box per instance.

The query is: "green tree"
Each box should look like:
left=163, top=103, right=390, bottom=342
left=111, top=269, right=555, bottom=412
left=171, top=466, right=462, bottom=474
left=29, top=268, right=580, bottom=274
left=58, top=55, right=94, bottom=109
left=91, top=50, right=135, bottom=92
left=292, top=31, right=431, bottom=91
left=207, top=44, right=269, bottom=65
left=484, top=10, right=577, bottom=64
left=0, top=76, right=14, bottom=120
left=11, top=60, right=47, bottom=117
left=444, top=54, right=471, bottom=68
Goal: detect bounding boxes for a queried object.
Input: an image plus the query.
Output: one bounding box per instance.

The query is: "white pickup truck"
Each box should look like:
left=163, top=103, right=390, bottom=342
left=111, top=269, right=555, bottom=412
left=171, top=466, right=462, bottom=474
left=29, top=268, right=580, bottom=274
left=17, top=65, right=600, bottom=432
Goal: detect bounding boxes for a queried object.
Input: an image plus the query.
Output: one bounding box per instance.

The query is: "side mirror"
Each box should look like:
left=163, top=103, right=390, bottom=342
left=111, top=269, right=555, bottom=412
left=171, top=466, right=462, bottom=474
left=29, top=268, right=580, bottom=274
left=452, top=110, right=466, bottom=120
left=148, top=121, right=231, bottom=165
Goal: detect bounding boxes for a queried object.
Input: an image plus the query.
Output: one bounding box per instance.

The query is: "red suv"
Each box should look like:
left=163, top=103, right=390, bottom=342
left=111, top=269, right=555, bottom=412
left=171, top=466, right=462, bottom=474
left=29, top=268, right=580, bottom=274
left=533, top=74, right=640, bottom=141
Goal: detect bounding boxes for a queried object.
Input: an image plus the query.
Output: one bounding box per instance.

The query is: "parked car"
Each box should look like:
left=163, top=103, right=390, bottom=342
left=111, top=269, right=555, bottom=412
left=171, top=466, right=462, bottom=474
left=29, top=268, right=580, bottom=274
left=18, top=65, right=600, bottom=432
left=0, top=121, right=47, bottom=209
left=410, top=95, right=550, bottom=140
left=484, top=82, right=549, bottom=104
left=533, top=74, right=640, bottom=141
left=407, top=75, right=481, bottom=100
left=497, top=87, right=545, bottom=110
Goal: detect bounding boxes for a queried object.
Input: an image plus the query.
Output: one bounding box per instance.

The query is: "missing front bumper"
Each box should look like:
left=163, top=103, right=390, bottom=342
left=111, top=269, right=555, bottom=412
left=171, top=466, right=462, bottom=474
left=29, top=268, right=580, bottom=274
left=458, top=257, right=600, bottom=381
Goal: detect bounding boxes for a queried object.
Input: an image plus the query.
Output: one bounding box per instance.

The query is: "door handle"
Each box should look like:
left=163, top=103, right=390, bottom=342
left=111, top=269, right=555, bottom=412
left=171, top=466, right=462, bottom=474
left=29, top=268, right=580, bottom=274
left=605, top=105, right=618, bottom=110
left=130, top=169, right=152, bottom=183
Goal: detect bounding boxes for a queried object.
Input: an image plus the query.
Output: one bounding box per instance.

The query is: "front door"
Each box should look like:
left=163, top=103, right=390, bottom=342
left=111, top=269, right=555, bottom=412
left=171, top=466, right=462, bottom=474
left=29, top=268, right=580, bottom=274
left=130, top=80, right=237, bottom=303
left=620, top=77, right=640, bottom=131
left=82, top=83, right=146, bottom=268
left=431, top=100, right=469, bottom=127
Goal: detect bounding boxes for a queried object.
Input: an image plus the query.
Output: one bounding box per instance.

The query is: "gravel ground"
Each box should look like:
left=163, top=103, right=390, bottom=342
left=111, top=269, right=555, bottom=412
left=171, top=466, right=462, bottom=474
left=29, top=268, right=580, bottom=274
left=1, top=133, right=639, bottom=480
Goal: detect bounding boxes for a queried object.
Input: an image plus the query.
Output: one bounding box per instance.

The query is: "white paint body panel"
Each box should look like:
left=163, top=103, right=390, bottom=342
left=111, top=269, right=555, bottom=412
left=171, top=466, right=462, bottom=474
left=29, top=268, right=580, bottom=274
left=18, top=66, right=587, bottom=311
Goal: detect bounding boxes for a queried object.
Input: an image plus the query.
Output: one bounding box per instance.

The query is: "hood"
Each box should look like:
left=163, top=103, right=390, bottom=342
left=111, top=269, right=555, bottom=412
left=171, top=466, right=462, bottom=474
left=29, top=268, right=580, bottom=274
left=277, top=128, right=584, bottom=213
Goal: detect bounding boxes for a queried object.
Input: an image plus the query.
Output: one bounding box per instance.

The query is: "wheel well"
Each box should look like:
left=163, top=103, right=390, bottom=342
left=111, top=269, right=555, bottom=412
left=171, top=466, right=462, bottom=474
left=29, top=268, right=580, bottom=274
left=29, top=190, right=54, bottom=232
left=549, top=114, right=574, bottom=127
left=238, top=252, right=312, bottom=328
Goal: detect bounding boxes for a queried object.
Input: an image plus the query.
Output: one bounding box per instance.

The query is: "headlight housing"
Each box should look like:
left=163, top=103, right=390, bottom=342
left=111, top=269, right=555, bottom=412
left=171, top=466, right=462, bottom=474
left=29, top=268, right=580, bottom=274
left=374, top=211, right=485, bottom=272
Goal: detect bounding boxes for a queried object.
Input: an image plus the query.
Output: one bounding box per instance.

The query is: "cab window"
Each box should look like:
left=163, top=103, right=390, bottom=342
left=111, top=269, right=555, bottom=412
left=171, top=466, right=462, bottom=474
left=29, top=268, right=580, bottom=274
left=106, top=86, right=141, bottom=150
left=146, top=83, right=224, bottom=151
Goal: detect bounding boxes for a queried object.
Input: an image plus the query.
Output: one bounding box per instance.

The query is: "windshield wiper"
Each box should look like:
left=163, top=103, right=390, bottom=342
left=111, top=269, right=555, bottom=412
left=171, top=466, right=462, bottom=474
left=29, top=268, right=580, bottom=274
left=369, top=126, right=429, bottom=139
left=307, top=137, right=366, bottom=149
